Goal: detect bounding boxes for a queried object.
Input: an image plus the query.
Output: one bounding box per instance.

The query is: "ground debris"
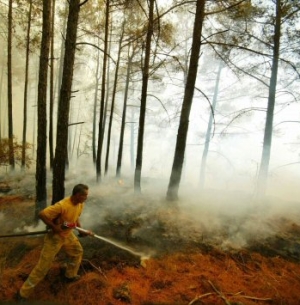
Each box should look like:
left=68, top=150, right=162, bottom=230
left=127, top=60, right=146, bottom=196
left=113, top=282, right=131, bottom=303
left=0, top=182, right=11, bottom=193
left=189, top=280, right=273, bottom=305
left=82, top=258, right=107, bottom=280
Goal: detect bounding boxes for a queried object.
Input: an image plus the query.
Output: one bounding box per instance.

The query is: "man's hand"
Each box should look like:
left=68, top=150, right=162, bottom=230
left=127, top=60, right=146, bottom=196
left=62, top=222, right=76, bottom=229
left=52, top=224, right=64, bottom=234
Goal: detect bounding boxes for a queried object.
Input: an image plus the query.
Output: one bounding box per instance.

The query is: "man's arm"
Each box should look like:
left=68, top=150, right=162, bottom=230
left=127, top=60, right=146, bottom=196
left=76, top=219, right=93, bottom=237
left=39, top=210, right=63, bottom=234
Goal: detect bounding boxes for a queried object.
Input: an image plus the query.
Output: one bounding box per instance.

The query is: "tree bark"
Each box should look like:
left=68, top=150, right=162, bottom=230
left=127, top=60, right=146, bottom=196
left=49, top=0, right=56, bottom=169
left=92, top=39, right=101, bottom=164
left=54, top=1, right=68, bottom=106
left=116, top=43, right=132, bottom=177
left=166, top=0, right=206, bottom=201
left=52, top=0, right=81, bottom=204
left=257, top=0, right=281, bottom=198
left=7, top=0, right=14, bottom=169
left=130, top=108, right=135, bottom=170
left=35, top=0, right=52, bottom=217
left=96, top=0, right=110, bottom=180
left=134, top=0, right=154, bottom=193
left=21, top=0, right=33, bottom=168
left=0, top=60, right=4, bottom=141
left=105, top=22, right=124, bottom=175
left=199, top=61, right=223, bottom=189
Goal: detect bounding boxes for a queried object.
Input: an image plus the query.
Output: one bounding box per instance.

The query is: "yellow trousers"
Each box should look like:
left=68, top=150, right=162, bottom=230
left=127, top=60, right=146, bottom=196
left=20, top=231, right=83, bottom=298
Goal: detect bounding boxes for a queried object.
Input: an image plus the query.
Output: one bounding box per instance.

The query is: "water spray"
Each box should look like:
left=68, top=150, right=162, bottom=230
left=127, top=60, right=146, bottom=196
left=74, top=226, right=150, bottom=267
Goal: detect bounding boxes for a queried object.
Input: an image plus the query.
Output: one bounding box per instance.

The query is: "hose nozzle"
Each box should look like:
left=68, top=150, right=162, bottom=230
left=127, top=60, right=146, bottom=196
left=62, top=222, right=76, bottom=229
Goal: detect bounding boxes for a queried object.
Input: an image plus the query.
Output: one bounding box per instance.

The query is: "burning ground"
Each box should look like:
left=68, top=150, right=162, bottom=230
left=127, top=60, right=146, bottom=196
left=1, top=179, right=300, bottom=305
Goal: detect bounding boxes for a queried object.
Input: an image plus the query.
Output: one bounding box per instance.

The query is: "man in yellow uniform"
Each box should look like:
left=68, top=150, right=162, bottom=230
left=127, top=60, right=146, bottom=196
left=18, top=184, right=90, bottom=300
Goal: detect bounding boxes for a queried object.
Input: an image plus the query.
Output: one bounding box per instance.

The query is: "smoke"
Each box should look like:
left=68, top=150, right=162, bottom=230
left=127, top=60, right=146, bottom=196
left=86, top=175, right=300, bottom=250
left=62, top=151, right=300, bottom=251
left=1, top=163, right=300, bottom=254
left=14, top=221, right=46, bottom=234
left=75, top=176, right=300, bottom=255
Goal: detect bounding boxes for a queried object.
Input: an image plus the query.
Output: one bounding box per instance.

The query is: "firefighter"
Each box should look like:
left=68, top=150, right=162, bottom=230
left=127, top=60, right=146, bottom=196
left=17, top=184, right=91, bottom=301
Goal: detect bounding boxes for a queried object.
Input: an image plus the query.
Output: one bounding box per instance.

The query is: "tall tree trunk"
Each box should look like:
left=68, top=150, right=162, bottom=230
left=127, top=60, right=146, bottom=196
left=49, top=0, right=56, bottom=169
left=31, top=97, right=36, bottom=158
left=130, top=107, right=135, bottom=170
left=199, top=61, right=223, bottom=189
left=76, top=121, right=84, bottom=158
left=134, top=0, right=154, bottom=193
left=116, top=43, right=132, bottom=177
left=71, top=100, right=82, bottom=158
left=7, top=0, right=14, bottom=170
left=0, top=56, right=5, bottom=141
left=166, top=0, right=205, bottom=201
left=257, top=0, right=281, bottom=198
left=96, top=0, right=110, bottom=180
left=100, top=23, right=113, bottom=169
left=105, top=22, right=124, bottom=175
left=32, top=60, right=39, bottom=159
left=92, top=39, right=101, bottom=164
left=52, top=1, right=68, bottom=163
left=103, top=22, right=113, bottom=133
left=35, top=0, right=52, bottom=218
left=52, top=0, right=81, bottom=204
left=54, top=1, right=68, bottom=104
left=21, top=0, right=33, bottom=168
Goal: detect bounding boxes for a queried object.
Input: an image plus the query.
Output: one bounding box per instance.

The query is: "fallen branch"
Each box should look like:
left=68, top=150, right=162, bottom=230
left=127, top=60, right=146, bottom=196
left=208, top=280, right=231, bottom=305
left=223, top=289, right=272, bottom=302
left=82, top=259, right=107, bottom=280
left=238, top=295, right=272, bottom=301
left=230, top=254, right=253, bottom=273
left=188, top=292, right=215, bottom=305
left=191, top=278, right=272, bottom=305
left=188, top=290, right=272, bottom=305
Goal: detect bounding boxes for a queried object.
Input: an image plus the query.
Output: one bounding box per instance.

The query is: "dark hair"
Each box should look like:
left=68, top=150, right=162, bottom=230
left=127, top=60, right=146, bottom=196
left=72, top=184, right=88, bottom=196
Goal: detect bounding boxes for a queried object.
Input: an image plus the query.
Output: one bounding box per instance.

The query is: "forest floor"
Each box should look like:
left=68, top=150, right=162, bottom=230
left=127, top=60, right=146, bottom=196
left=1, top=176, right=300, bottom=305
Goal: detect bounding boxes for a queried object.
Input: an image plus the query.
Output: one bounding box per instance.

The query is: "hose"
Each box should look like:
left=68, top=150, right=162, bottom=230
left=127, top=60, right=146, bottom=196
left=0, top=230, right=49, bottom=238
